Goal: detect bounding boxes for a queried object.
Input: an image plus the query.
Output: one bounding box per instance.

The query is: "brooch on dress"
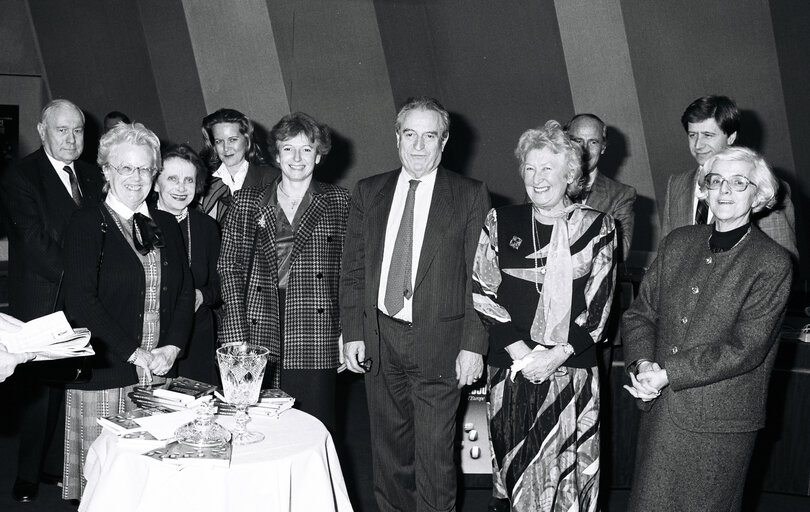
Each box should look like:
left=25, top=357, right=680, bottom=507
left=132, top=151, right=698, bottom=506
left=509, top=236, right=522, bottom=250
left=257, top=215, right=267, bottom=228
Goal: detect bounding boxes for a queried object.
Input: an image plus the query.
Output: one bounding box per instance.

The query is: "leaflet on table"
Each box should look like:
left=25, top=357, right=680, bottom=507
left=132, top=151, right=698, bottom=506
left=144, top=440, right=232, bottom=468
left=118, top=431, right=174, bottom=452
left=97, top=409, right=154, bottom=435
left=0, top=311, right=94, bottom=361
left=133, top=409, right=197, bottom=440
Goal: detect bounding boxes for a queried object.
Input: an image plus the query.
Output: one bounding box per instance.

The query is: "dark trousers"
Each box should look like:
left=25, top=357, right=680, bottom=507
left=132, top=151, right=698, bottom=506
left=280, top=368, right=336, bottom=434
left=365, top=312, right=461, bottom=512
left=15, top=366, right=65, bottom=483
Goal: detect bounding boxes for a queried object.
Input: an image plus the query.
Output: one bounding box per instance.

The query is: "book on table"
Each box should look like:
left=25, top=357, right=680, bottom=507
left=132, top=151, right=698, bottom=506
left=144, top=440, right=232, bottom=468
left=129, top=377, right=217, bottom=412
left=118, top=431, right=174, bottom=452
left=214, top=388, right=295, bottom=417
left=97, top=408, right=154, bottom=434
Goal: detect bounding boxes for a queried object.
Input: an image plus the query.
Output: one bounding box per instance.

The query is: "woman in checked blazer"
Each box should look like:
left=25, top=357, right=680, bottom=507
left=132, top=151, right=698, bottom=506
left=218, top=112, right=349, bottom=432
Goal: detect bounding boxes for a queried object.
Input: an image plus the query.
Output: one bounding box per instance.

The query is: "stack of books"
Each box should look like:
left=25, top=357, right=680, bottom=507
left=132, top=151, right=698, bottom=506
left=214, top=388, right=295, bottom=418
left=129, top=377, right=218, bottom=413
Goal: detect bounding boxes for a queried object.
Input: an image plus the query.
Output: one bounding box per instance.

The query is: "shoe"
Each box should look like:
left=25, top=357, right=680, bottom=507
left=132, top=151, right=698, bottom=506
left=487, top=496, right=510, bottom=512
left=12, top=478, right=38, bottom=502
left=40, top=472, right=62, bottom=486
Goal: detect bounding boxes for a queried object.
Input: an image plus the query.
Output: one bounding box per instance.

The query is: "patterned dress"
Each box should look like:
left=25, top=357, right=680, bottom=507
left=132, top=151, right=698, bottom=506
left=473, top=204, right=616, bottom=512
left=62, top=206, right=166, bottom=500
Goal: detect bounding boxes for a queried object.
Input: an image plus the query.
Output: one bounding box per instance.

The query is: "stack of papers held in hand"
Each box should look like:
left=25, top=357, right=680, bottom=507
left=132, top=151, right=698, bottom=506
left=0, top=311, right=93, bottom=361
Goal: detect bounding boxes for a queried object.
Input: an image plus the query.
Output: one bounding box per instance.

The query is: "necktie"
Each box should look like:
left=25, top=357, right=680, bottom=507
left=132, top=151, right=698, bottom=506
left=384, top=179, right=420, bottom=316
left=694, top=199, right=708, bottom=225
left=63, top=166, right=82, bottom=206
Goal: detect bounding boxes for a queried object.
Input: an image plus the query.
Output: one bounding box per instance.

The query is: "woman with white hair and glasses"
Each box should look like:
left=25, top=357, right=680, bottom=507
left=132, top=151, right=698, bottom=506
left=61, top=123, right=194, bottom=501
left=622, top=146, right=793, bottom=511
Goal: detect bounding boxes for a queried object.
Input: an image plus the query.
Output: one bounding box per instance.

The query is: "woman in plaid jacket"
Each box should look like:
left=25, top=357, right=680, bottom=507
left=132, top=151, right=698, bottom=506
left=218, top=112, right=349, bottom=432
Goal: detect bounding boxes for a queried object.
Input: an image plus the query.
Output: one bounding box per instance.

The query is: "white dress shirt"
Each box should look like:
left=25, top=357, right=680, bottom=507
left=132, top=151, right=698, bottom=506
left=44, top=152, right=83, bottom=198
left=377, top=168, right=438, bottom=322
left=691, top=167, right=714, bottom=224
left=213, top=159, right=249, bottom=194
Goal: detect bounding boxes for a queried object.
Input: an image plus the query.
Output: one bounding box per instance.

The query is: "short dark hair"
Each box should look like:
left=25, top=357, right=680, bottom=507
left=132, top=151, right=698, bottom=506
left=104, top=110, right=131, bottom=124
left=395, top=96, right=450, bottom=140
left=160, top=143, right=208, bottom=197
left=680, top=95, right=740, bottom=136
left=200, top=108, right=264, bottom=169
left=268, top=112, right=332, bottom=163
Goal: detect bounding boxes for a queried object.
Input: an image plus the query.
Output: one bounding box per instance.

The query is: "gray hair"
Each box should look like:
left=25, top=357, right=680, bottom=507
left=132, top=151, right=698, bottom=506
left=515, top=120, right=583, bottom=197
left=395, top=96, right=450, bottom=140
left=697, top=146, right=778, bottom=213
left=97, top=122, right=161, bottom=179
left=40, top=99, right=85, bottom=125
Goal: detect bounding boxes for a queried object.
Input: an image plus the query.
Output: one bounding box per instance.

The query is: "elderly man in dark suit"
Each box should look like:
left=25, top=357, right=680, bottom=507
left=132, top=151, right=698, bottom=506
left=0, top=99, right=104, bottom=502
left=341, top=96, right=490, bottom=512
left=565, top=114, right=636, bottom=260
left=660, top=95, right=797, bottom=259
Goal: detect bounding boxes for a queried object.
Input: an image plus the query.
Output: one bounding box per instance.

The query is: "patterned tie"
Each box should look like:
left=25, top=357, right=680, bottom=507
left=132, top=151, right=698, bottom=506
left=384, top=179, right=420, bottom=316
left=63, top=166, right=82, bottom=206
left=694, top=199, right=708, bottom=225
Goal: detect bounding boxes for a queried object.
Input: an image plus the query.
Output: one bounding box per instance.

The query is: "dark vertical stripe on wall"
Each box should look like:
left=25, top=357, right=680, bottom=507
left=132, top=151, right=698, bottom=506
left=137, top=0, right=207, bottom=147
left=27, top=0, right=168, bottom=148
left=769, top=0, right=809, bottom=274
left=621, top=0, right=796, bottom=228
left=374, top=0, right=574, bottom=206
left=266, top=0, right=399, bottom=188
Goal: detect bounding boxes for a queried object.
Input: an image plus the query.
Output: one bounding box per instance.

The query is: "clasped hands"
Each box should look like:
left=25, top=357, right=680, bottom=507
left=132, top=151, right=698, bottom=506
left=130, top=345, right=181, bottom=382
left=514, top=345, right=568, bottom=384
left=623, top=361, right=669, bottom=402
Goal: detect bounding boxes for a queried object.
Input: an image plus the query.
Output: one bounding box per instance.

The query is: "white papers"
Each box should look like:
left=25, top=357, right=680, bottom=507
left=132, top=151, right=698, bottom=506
left=0, top=311, right=94, bottom=361
left=134, top=409, right=197, bottom=440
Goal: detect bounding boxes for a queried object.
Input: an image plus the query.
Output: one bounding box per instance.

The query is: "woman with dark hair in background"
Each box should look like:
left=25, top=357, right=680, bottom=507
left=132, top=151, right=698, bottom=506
left=153, top=143, right=222, bottom=384
left=61, top=123, right=193, bottom=500
left=198, top=108, right=278, bottom=225
left=473, top=120, right=616, bottom=511
left=623, top=147, right=792, bottom=511
left=219, top=112, right=349, bottom=432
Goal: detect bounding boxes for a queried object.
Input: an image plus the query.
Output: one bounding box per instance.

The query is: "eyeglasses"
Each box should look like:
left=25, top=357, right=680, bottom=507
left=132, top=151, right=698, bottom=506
left=358, top=358, right=373, bottom=372
left=106, top=163, right=157, bottom=178
left=703, top=173, right=757, bottom=192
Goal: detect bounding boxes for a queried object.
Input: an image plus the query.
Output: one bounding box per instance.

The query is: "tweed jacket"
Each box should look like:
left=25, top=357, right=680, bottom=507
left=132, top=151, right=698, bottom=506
left=340, top=167, right=490, bottom=378
left=584, top=170, right=636, bottom=261
left=62, top=204, right=195, bottom=390
left=0, top=148, right=104, bottom=321
left=660, top=168, right=797, bottom=259
left=199, top=163, right=279, bottom=225
left=219, top=178, right=350, bottom=370
left=622, top=224, right=792, bottom=432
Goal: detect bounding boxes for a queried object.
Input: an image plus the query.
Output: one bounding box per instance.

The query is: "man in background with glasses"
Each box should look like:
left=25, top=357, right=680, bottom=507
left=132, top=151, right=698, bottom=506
left=0, top=99, right=104, bottom=503
left=659, top=95, right=796, bottom=258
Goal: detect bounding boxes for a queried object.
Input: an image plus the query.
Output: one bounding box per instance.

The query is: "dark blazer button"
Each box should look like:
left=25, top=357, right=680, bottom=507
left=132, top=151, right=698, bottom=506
left=163, top=261, right=168, bottom=266
left=162, top=286, right=168, bottom=291
left=256, top=286, right=262, bottom=292
left=317, top=308, right=324, bottom=314
left=316, top=272, right=323, bottom=279
left=327, top=236, right=333, bottom=242
left=251, top=319, right=257, bottom=325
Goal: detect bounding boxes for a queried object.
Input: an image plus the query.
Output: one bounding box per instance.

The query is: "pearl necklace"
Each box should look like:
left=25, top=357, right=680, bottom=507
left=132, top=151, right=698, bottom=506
left=531, top=216, right=546, bottom=295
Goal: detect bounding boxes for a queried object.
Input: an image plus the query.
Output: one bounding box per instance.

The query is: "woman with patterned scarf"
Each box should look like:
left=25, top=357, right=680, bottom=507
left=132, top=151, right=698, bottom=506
left=473, top=120, right=616, bottom=512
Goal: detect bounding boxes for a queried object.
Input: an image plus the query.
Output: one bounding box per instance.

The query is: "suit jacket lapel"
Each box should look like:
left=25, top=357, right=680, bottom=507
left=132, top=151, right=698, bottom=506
left=675, top=169, right=698, bottom=227
left=290, top=185, right=328, bottom=264
left=586, top=172, right=609, bottom=212
left=367, top=172, right=399, bottom=293
left=414, top=168, right=451, bottom=291
left=255, top=199, right=278, bottom=277
left=37, top=150, right=78, bottom=216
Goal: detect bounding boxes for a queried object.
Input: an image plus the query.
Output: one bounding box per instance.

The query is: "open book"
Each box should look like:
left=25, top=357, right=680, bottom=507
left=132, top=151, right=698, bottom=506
left=0, top=311, right=93, bottom=361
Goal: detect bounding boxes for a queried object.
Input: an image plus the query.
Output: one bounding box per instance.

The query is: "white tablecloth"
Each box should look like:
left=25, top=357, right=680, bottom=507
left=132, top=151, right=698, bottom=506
left=80, top=409, right=354, bottom=512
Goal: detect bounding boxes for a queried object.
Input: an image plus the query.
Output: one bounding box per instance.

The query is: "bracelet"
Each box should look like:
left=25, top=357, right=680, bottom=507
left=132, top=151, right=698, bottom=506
left=560, top=343, right=574, bottom=356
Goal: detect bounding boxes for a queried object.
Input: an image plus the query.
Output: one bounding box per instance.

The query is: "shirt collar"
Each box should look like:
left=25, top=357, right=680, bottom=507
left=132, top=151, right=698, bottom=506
left=44, top=150, right=74, bottom=174
left=105, top=192, right=150, bottom=220
left=398, top=166, right=438, bottom=187
left=584, top=169, right=599, bottom=190
left=213, top=160, right=250, bottom=188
